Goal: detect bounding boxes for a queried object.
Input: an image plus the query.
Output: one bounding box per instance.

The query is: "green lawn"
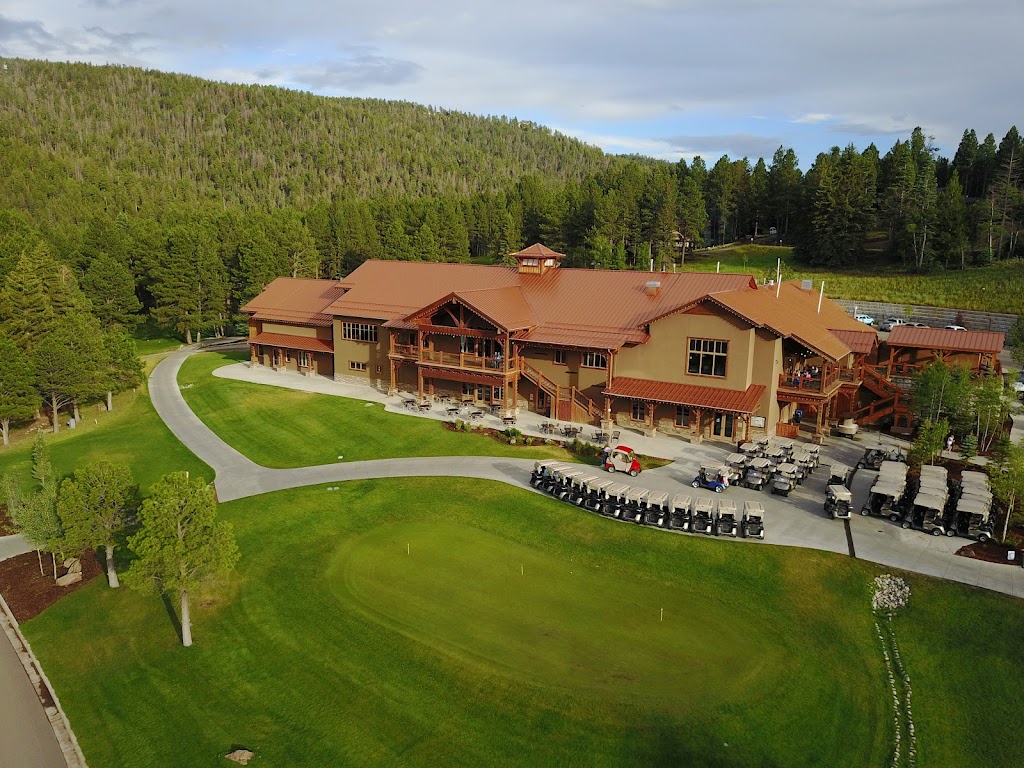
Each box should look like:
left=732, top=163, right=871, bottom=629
left=686, top=245, right=1024, bottom=314
left=133, top=317, right=186, bottom=357
left=0, top=382, right=211, bottom=494
left=178, top=351, right=576, bottom=468
left=24, top=479, right=1024, bottom=767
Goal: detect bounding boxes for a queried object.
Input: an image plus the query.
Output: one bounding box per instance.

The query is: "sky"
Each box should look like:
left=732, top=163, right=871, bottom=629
left=1, top=0, right=1020, bottom=168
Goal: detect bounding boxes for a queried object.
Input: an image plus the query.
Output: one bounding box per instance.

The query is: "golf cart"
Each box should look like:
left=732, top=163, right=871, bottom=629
left=835, top=418, right=859, bottom=439
left=949, top=497, right=995, bottom=542
left=716, top=499, right=739, bottom=537
left=765, top=446, right=785, bottom=467
left=739, top=442, right=762, bottom=461
left=777, top=439, right=795, bottom=461
left=828, top=463, right=854, bottom=488
left=669, top=495, right=693, bottom=531
left=604, top=445, right=642, bottom=477
left=804, top=444, right=820, bottom=469
left=860, top=482, right=907, bottom=520
left=553, top=468, right=587, bottom=501
left=692, top=497, right=715, bottom=535
left=857, top=446, right=906, bottom=471
left=824, top=484, right=853, bottom=519
left=601, top=483, right=631, bottom=517
left=794, top=451, right=815, bottom=478
left=692, top=463, right=730, bottom=493
left=568, top=475, right=598, bottom=506
left=901, top=491, right=950, bottom=535
left=643, top=492, right=670, bottom=527
left=531, top=460, right=569, bottom=491
left=581, top=477, right=615, bottom=512
left=619, top=487, right=648, bottom=523
left=771, top=463, right=799, bottom=497
left=755, top=436, right=771, bottom=454
left=725, top=453, right=748, bottom=485
left=743, top=458, right=773, bottom=491
left=741, top=500, right=766, bottom=539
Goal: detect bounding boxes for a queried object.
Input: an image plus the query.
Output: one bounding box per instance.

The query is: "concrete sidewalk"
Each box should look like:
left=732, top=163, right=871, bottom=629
left=151, top=348, right=1024, bottom=598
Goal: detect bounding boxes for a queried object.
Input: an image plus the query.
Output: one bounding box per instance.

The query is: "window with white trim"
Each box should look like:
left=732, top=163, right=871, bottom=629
left=284, top=350, right=292, bottom=363
left=343, top=322, right=378, bottom=343
left=582, top=351, right=607, bottom=369
left=349, top=361, right=368, bottom=371
left=553, top=349, right=567, bottom=365
left=688, top=338, right=728, bottom=377
left=298, top=351, right=311, bottom=367
left=631, top=401, right=646, bottom=421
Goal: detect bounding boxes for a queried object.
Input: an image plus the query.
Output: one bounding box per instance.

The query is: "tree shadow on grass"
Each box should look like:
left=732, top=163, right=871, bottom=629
left=160, top=591, right=182, bottom=643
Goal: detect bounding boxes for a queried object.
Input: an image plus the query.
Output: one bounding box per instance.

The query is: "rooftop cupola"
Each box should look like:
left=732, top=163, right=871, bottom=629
left=511, top=243, right=564, bottom=275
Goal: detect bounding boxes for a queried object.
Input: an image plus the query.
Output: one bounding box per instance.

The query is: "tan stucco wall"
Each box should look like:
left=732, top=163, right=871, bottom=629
left=261, top=322, right=319, bottom=338
left=615, top=309, right=755, bottom=391
left=752, top=329, right=783, bottom=430
left=332, top=317, right=389, bottom=385
left=519, top=347, right=607, bottom=403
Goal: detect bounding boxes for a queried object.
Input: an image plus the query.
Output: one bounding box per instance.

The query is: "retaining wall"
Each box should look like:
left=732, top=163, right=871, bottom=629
left=833, top=300, right=1017, bottom=337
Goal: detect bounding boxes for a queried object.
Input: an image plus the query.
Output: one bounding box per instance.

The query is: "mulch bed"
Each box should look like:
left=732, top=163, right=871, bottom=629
left=0, top=551, right=102, bottom=622
left=0, top=505, right=14, bottom=536
left=955, top=527, right=1024, bottom=567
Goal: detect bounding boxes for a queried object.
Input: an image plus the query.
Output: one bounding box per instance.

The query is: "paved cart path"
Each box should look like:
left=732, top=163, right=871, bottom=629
left=151, top=348, right=1024, bottom=598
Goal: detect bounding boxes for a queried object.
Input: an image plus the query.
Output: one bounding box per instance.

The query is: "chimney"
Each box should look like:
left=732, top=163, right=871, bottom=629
left=645, top=280, right=662, bottom=297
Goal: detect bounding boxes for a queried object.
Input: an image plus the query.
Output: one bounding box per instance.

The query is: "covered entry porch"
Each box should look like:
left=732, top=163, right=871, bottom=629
left=249, top=332, right=335, bottom=378
left=603, top=377, right=766, bottom=445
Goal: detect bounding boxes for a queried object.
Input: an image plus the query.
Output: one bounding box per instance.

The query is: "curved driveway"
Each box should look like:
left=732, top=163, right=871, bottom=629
left=151, top=348, right=1024, bottom=598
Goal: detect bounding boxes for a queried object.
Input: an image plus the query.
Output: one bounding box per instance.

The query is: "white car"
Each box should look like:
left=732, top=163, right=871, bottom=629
left=945, top=325, right=967, bottom=331
left=854, top=314, right=875, bottom=326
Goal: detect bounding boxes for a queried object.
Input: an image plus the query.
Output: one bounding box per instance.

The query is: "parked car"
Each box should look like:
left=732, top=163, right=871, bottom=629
left=906, top=321, right=929, bottom=327
left=944, top=324, right=967, bottom=331
left=879, top=317, right=907, bottom=332
left=854, top=313, right=875, bottom=326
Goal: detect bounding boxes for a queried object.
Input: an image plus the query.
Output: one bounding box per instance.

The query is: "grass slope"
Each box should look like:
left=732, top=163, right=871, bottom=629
left=24, top=480, right=1024, bottom=766
left=0, top=377, right=211, bottom=493
left=178, top=351, right=574, bottom=468
left=686, top=246, right=1024, bottom=314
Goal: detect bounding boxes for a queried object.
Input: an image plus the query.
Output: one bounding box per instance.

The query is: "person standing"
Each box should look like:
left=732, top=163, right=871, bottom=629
left=946, top=434, right=955, bottom=453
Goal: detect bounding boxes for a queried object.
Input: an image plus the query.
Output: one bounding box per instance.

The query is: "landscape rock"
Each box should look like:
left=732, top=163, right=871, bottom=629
left=225, top=748, right=255, bottom=765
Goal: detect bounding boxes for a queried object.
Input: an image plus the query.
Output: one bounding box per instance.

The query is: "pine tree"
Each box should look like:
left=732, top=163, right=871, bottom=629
left=0, top=333, right=38, bottom=445
left=82, top=253, right=142, bottom=329
left=102, top=327, right=144, bottom=411
left=34, top=312, right=111, bottom=432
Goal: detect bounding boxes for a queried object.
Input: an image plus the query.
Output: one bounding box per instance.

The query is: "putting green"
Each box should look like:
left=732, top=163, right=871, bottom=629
left=332, top=520, right=784, bottom=705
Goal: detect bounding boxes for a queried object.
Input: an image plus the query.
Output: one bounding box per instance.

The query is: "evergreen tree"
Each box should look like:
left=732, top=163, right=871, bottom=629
left=58, top=461, right=139, bottom=588
left=103, top=327, right=144, bottom=411
left=34, top=313, right=111, bottom=432
left=0, top=209, right=42, bottom=285
left=933, top=172, right=970, bottom=268
left=82, top=253, right=142, bottom=329
left=124, top=472, right=239, bottom=647
left=0, top=333, right=38, bottom=445
left=151, top=223, right=228, bottom=343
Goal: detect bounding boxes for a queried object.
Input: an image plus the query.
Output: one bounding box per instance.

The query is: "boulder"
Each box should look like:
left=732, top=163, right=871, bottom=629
left=225, top=748, right=255, bottom=765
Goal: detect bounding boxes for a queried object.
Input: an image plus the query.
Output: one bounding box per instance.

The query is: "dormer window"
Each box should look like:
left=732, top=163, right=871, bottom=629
left=522, top=258, right=538, bottom=266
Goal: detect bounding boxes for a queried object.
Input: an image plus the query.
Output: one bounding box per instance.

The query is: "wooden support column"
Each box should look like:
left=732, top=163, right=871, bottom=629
left=647, top=401, right=656, bottom=437
left=388, top=360, right=398, bottom=396
left=417, top=368, right=424, bottom=401
left=511, top=374, right=519, bottom=415
left=743, top=415, right=750, bottom=442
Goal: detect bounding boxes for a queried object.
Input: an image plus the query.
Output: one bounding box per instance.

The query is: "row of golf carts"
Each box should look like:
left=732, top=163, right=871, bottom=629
left=691, top=438, right=821, bottom=497
left=857, top=458, right=996, bottom=541
left=530, top=461, right=767, bottom=538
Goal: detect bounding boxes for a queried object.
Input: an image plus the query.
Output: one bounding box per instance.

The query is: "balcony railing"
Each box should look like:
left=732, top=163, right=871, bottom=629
left=418, top=349, right=519, bottom=373
left=778, top=366, right=840, bottom=395
left=390, top=344, right=419, bottom=359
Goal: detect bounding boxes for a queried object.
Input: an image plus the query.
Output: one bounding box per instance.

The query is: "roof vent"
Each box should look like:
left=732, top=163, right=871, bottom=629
left=801, top=279, right=813, bottom=290
left=645, top=281, right=662, bottom=297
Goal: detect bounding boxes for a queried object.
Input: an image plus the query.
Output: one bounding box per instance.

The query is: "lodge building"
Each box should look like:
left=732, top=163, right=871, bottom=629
left=241, top=244, right=1002, bottom=444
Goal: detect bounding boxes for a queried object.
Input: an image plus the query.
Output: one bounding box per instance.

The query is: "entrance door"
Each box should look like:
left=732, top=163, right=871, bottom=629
left=712, top=412, right=735, bottom=439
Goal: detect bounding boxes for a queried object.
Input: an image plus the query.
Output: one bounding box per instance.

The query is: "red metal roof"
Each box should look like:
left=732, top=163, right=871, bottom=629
left=241, top=278, right=346, bottom=327
left=604, top=377, right=766, bottom=414
left=250, top=332, right=334, bottom=354
left=887, top=326, right=1004, bottom=354
left=829, top=328, right=878, bottom=355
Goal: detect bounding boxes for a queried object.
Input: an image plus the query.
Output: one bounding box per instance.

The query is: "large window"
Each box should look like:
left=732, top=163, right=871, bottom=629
left=349, top=361, right=367, bottom=371
left=582, top=351, right=607, bottom=369
left=343, top=322, right=378, bottom=343
left=298, top=351, right=311, bottom=367
left=631, top=401, right=646, bottom=421
left=553, top=349, right=567, bottom=365
left=688, top=338, right=728, bottom=377
left=675, top=405, right=690, bottom=427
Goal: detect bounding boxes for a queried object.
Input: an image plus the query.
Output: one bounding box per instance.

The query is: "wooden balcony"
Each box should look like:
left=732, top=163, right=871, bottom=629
left=418, top=349, right=520, bottom=375
left=777, top=367, right=842, bottom=401
left=390, top=343, right=419, bottom=360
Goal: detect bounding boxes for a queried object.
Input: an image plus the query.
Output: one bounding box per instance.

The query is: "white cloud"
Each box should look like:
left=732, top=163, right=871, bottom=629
left=791, top=113, right=832, bottom=125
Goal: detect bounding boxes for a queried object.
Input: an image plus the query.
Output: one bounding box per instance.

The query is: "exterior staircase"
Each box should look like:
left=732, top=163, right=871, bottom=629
left=520, top=361, right=601, bottom=425
left=847, top=365, right=911, bottom=425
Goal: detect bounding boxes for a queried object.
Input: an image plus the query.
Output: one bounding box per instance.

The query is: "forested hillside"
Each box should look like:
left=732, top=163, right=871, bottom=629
left=0, top=58, right=1020, bottom=352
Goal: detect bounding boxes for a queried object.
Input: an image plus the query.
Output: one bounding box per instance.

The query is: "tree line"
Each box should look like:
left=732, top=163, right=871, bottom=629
left=0, top=59, right=1020, bottom=354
